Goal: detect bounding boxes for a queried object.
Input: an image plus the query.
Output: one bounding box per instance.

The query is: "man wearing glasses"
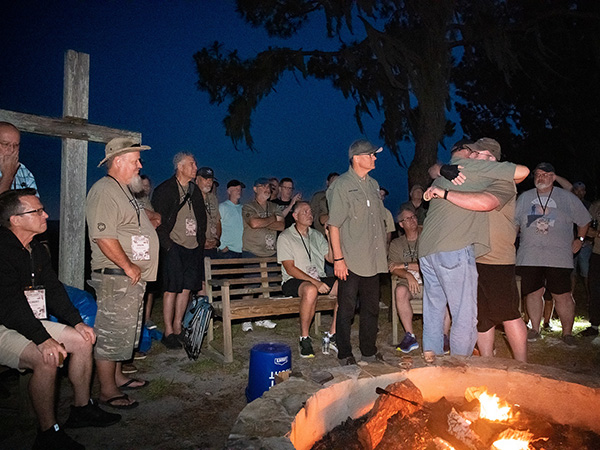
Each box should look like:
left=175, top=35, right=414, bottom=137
left=0, top=189, right=120, bottom=449
left=427, top=138, right=529, bottom=362
left=0, top=122, right=38, bottom=194
left=327, top=139, right=388, bottom=365
left=515, top=162, right=591, bottom=346
left=420, top=139, right=528, bottom=357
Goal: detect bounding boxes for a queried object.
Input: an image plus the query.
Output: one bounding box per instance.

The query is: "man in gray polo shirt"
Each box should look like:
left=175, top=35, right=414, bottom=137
left=327, top=139, right=388, bottom=365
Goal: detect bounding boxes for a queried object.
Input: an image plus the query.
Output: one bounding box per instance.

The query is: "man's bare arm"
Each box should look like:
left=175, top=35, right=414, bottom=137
left=424, top=186, right=500, bottom=212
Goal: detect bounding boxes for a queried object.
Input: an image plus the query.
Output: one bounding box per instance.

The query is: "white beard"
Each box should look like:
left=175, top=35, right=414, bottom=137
left=128, top=175, right=144, bottom=194
left=535, top=181, right=552, bottom=191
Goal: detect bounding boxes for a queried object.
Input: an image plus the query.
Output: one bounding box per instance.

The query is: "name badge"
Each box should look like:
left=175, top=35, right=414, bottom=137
left=186, top=218, right=197, bottom=236
left=407, top=269, right=423, bottom=285
left=24, top=287, right=47, bottom=319
left=131, top=235, right=150, bottom=261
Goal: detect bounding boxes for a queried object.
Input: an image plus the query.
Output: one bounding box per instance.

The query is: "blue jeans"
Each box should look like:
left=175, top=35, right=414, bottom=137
left=420, top=246, right=478, bottom=356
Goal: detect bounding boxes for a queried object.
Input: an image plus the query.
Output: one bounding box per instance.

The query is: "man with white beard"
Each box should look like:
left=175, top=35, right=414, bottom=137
left=86, top=138, right=159, bottom=409
left=515, top=162, right=591, bottom=346
left=151, top=153, right=207, bottom=349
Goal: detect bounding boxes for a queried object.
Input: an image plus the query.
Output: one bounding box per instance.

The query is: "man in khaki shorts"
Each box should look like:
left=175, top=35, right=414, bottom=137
left=86, top=138, right=159, bottom=409
left=0, top=189, right=120, bottom=450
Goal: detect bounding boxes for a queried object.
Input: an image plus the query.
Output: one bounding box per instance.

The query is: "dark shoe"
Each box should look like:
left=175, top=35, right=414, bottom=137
left=579, top=326, right=599, bottom=337
left=527, top=329, right=541, bottom=342
left=299, top=337, right=315, bottom=358
left=32, top=424, right=85, bottom=450
left=361, top=352, right=385, bottom=364
left=562, top=334, right=577, bottom=347
left=339, top=355, right=357, bottom=366
left=162, top=333, right=182, bottom=349
left=133, top=351, right=147, bottom=360
left=64, top=399, right=121, bottom=428
left=176, top=330, right=185, bottom=344
left=397, top=332, right=419, bottom=353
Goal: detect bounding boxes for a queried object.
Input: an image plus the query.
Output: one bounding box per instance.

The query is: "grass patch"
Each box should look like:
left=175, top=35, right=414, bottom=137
left=144, top=376, right=186, bottom=400
left=180, top=357, right=244, bottom=376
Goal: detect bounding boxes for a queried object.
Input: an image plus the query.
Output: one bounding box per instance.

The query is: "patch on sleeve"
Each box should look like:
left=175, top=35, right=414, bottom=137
left=97, top=223, right=106, bottom=232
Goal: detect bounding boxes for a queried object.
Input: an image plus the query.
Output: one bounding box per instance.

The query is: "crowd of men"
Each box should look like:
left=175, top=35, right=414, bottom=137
left=1, top=119, right=599, bottom=449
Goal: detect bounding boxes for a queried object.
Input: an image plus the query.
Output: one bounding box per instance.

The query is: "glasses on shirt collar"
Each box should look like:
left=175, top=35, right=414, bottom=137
left=15, top=207, right=45, bottom=216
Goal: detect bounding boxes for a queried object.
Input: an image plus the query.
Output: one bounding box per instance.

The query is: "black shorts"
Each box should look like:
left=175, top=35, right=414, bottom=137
left=516, top=266, right=572, bottom=296
left=476, top=263, right=522, bottom=332
left=162, top=243, right=203, bottom=293
left=282, top=276, right=336, bottom=297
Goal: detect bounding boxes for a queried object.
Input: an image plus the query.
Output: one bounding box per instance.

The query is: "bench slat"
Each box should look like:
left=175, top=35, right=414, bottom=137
left=210, top=266, right=281, bottom=276
left=212, top=297, right=337, bottom=320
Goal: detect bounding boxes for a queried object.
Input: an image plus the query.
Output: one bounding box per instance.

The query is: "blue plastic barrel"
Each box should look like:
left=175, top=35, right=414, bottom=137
left=246, top=342, right=292, bottom=402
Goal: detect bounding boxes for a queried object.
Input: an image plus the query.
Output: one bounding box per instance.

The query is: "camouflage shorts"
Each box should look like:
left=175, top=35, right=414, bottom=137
left=88, top=274, right=146, bottom=361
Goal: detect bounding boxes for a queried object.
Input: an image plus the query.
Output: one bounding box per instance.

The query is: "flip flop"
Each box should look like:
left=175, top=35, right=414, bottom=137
left=118, top=379, right=150, bottom=390
left=100, top=394, right=139, bottom=410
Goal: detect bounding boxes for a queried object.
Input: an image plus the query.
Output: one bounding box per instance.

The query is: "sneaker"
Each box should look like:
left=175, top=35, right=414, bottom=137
left=299, top=337, right=315, bottom=358
left=145, top=319, right=157, bottom=330
left=133, top=351, right=147, bottom=360
left=527, top=329, right=541, bottom=342
left=121, top=363, right=138, bottom=374
left=361, top=352, right=385, bottom=364
left=397, top=332, right=419, bottom=353
left=322, top=332, right=338, bottom=355
left=562, top=334, right=577, bottom=347
left=339, top=355, right=357, bottom=366
left=161, top=333, right=182, bottom=349
left=241, top=321, right=253, bottom=332
left=255, top=319, right=277, bottom=329
left=443, top=334, right=450, bottom=354
left=64, top=399, right=121, bottom=428
left=32, top=424, right=84, bottom=450
left=579, top=326, right=599, bottom=337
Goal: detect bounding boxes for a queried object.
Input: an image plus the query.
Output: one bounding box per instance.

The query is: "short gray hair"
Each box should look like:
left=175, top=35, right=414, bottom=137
left=173, top=152, right=195, bottom=172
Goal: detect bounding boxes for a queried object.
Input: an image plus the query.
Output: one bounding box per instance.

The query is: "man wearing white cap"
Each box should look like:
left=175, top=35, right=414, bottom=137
left=86, top=137, right=159, bottom=409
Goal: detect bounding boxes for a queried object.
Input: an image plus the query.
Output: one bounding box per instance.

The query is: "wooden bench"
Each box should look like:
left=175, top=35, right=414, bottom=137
left=204, top=256, right=337, bottom=363
left=390, top=274, right=523, bottom=347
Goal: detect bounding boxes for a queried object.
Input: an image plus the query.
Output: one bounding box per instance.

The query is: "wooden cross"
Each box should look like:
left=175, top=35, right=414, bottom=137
left=0, top=50, right=142, bottom=289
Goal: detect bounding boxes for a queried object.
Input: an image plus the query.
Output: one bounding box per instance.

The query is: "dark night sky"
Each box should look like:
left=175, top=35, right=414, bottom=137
left=1, top=1, right=461, bottom=218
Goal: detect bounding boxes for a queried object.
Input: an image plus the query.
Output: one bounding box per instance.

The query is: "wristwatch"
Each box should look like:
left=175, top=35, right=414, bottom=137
left=404, top=262, right=409, bottom=270
left=578, top=236, right=585, bottom=242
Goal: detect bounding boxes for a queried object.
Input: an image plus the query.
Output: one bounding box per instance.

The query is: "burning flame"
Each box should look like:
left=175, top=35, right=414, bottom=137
left=465, top=386, right=513, bottom=421
left=492, top=429, right=533, bottom=450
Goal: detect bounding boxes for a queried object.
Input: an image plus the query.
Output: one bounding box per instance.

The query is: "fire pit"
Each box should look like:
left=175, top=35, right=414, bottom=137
left=226, top=357, right=600, bottom=449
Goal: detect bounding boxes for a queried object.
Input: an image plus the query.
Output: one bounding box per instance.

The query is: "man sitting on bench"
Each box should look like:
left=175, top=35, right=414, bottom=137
left=0, top=189, right=120, bottom=450
left=277, top=201, right=338, bottom=358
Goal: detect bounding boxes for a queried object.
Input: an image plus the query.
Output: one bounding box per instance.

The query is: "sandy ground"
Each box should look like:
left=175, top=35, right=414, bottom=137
left=1, top=279, right=599, bottom=450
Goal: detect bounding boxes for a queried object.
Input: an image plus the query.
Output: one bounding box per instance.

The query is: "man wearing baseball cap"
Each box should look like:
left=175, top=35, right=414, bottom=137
left=515, top=162, right=591, bottom=346
left=240, top=177, right=285, bottom=331
left=326, top=139, right=388, bottom=365
left=86, top=137, right=158, bottom=408
left=196, top=167, right=221, bottom=260
left=421, top=137, right=528, bottom=357
left=428, top=137, right=530, bottom=361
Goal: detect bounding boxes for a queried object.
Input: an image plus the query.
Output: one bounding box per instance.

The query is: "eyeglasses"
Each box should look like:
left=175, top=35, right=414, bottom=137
left=15, top=207, right=45, bottom=216
left=399, top=215, right=417, bottom=223
left=0, top=141, right=20, bottom=150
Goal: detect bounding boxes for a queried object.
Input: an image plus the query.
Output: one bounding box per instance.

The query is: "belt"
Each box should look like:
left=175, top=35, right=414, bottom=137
left=93, top=268, right=127, bottom=276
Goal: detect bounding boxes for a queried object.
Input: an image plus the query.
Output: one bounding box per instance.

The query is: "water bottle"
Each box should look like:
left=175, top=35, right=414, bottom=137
left=321, top=332, right=330, bottom=354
